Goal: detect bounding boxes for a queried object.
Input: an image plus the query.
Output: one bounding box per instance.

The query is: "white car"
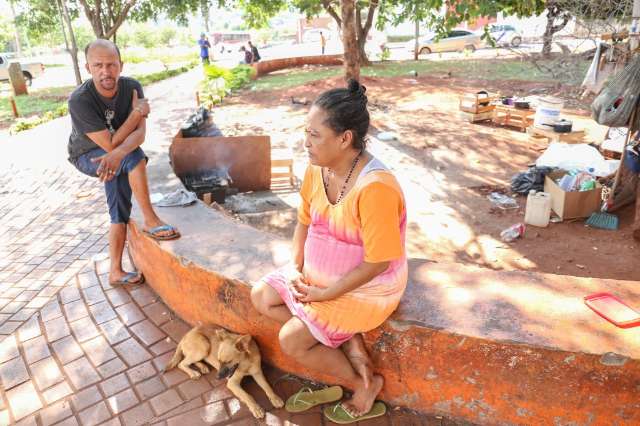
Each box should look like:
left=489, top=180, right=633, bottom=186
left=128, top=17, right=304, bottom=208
left=405, top=30, right=482, bottom=54
left=0, top=54, right=44, bottom=86
left=486, top=24, right=522, bottom=47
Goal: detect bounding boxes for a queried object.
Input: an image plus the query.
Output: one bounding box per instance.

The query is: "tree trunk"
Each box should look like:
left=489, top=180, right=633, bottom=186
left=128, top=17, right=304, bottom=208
left=341, top=0, right=359, bottom=81
left=356, top=36, right=369, bottom=66
left=542, top=2, right=570, bottom=58
left=202, top=0, right=211, bottom=33
left=8, top=63, right=27, bottom=96
left=324, top=1, right=377, bottom=67
left=58, top=0, right=82, bottom=86
left=77, top=0, right=137, bottom=40
left=414, top=19, right=420, bottom=61
left=9, top=0, right=22, bottom=56
left=354, top=6, right=369, bottom=66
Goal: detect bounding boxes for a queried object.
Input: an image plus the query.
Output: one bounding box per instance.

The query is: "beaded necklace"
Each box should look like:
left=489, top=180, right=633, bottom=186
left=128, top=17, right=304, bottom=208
left=324, top=151, right=362, bottom=204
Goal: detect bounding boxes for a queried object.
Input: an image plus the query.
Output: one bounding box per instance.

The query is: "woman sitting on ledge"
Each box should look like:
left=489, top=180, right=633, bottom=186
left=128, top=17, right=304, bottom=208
left=251, top=79, right=408, bottom=418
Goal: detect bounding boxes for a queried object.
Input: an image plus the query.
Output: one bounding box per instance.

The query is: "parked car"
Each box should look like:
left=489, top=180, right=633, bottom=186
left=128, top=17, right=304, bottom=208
left=0, top=55, right=44, bottom=86
left=486, top=24, right=522, bottom=47
left=405, top=29, right=482, bottom=55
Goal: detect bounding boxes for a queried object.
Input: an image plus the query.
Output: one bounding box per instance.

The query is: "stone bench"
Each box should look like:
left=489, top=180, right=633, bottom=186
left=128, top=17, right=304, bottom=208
left=128, top=201, right=640, bottom=425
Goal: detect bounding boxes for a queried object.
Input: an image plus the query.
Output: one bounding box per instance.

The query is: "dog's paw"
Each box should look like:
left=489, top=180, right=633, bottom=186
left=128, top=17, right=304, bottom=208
left=197, top=365, right=210, bottom=374
left=188, top=371, right=202, bottom=380
left=270, top=395, right=284, bottom=408
left=249, top=404, right=265, bottom=419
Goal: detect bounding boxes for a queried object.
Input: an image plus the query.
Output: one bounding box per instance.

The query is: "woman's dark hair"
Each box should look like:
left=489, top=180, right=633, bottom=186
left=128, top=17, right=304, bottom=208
left=313, top=79, right=370, bottom=150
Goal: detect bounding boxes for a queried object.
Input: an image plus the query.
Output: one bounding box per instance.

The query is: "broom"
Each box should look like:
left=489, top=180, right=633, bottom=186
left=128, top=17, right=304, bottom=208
left=586, top=107, right=638, bottom=230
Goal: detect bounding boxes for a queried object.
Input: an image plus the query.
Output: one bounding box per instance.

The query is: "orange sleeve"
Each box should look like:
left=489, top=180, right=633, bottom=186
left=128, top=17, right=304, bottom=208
left=297, top=166, right=314, bottom=226
left=358, top=182, right=404, bottom=263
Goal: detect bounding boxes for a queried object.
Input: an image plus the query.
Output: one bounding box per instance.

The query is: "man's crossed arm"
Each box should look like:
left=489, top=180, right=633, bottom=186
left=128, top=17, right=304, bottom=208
left=87, top=90, right=150, bottom=182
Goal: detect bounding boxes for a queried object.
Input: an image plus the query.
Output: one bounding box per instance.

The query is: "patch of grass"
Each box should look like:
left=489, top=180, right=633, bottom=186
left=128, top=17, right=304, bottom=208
left=251, top=67, right=341, bottom=92
left=249, top=57, right=590, bottom=92
left=0, top=86, right=72, bottom=127
left=133, top=61, right=198, bottom=87
left=361, top=58, right=590, bottom=86
left=43, top=63, right=65, bottom=68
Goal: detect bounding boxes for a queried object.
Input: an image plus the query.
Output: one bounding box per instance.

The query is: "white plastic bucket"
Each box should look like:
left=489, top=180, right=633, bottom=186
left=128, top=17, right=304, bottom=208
left=524, top=190, right=552, bottom=227
left=534, top=97, right=564, bottom=129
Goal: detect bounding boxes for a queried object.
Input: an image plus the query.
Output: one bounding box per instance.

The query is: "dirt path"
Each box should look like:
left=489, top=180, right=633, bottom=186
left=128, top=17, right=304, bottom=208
left=210, top=75, right=636, bottom=281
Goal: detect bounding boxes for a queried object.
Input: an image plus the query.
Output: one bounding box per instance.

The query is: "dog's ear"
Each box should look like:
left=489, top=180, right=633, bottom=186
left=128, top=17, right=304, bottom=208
left=215, top=329, right=228, bottom=340
left=235, top=335, right=252, bottom=353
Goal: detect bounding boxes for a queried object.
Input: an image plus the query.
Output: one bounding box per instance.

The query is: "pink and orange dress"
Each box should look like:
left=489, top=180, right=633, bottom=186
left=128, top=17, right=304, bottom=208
left=259, top=158, right=408, bottom=348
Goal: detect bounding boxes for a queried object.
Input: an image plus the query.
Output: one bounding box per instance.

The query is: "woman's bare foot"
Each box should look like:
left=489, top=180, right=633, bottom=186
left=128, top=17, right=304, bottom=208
left=343, top=335, right=373, bottom=389
left=342, top=374, right=383, bottom=417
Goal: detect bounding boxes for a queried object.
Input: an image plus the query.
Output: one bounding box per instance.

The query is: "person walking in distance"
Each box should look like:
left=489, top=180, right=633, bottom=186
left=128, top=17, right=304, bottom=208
left=320, top=31, right=326, bottom=55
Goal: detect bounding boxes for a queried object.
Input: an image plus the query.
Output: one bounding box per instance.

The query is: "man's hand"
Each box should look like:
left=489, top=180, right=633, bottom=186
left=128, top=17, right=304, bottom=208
left=132, top=89, right=149, bottom=118
left=91, top=150, right=125, bottom=182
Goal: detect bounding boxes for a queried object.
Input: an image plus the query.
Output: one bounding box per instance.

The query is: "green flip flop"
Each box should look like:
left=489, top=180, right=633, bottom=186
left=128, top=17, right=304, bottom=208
left=285, top=385, right=343, bottom=413
left=323, top=401, right=386, bottom=424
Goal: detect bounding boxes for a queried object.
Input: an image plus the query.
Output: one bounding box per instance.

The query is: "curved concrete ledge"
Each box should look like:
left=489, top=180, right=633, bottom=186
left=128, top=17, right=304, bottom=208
left=128, top=201, right=640, bottom=425
left=252, top=55, right=343, bottom=77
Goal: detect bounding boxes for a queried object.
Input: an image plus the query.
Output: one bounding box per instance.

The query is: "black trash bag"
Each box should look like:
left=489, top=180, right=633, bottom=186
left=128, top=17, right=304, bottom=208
left=511, top=166, right=556, bottom=194
left=181, top=106, right=223, bottom=138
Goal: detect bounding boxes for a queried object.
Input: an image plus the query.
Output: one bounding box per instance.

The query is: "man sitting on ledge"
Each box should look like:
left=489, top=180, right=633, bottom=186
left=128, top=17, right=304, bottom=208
left=67, top=39, right=180, bottom=286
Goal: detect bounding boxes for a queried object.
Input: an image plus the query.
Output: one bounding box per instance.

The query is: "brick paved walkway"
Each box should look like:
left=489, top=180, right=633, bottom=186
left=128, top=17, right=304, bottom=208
left=0, top=70, right=461, bottom=426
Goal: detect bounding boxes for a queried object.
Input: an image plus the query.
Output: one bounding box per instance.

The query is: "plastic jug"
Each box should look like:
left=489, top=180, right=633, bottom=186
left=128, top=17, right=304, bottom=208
left=524, top=190, right=552, bottom=227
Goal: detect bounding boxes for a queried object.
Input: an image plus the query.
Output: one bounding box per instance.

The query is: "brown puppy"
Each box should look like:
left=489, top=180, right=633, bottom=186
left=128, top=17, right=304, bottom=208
left=164, top=326, right=284, bottom=418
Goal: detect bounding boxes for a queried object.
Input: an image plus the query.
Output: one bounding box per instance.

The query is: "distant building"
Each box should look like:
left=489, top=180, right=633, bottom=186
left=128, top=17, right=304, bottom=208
left=297, top=17, right=335, bottom=43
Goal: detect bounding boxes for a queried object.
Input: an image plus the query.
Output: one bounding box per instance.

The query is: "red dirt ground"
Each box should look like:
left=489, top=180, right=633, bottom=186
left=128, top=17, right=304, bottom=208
left=212, top=75, right=636, bottom=282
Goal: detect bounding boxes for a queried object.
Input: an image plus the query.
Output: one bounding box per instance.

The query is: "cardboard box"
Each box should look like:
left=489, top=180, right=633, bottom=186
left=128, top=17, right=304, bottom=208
left=544, top=171, right=602, bottom=219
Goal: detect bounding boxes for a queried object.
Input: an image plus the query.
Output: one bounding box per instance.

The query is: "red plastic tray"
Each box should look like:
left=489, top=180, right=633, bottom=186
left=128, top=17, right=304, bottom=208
left=584, top=292, right=640, bottom=329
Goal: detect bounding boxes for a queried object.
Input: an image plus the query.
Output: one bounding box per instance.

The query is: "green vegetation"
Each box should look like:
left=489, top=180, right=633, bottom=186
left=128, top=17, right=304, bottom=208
left=133, top=61, right=198, bottom=86
left=252, top=67, right=341, bottom=91
left=0, top=86, right=71, bottom=131
left=250, top=57, right=591, bottom=92
left=198, top=64, right=256, bottom=105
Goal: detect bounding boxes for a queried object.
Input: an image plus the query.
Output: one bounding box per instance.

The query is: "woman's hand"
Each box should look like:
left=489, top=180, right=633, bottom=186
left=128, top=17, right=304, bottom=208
left=293, top=281, right=332, bottom=303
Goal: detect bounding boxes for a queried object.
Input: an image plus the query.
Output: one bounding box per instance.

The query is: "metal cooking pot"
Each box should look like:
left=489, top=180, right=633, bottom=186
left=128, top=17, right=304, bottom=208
left=553, top=119, right=573, bottom=133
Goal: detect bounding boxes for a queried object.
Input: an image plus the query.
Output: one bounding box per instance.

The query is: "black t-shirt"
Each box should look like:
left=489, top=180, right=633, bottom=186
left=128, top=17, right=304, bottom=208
left=67, top=76, right=144, bottom=160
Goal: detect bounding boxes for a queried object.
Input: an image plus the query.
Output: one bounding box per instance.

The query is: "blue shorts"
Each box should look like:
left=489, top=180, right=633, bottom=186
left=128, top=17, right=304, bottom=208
left=71, top=147, right=147, bottom=224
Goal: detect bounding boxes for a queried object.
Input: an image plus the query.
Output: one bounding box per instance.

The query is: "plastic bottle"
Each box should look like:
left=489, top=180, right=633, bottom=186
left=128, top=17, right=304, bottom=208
left=524, top=190, right=552, bottom=227
left=500, top=223, right=526, bottom=242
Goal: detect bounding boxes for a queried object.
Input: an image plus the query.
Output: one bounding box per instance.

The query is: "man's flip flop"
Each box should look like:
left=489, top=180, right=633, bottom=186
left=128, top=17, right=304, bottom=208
left=142, top=225, right=180, bottom=241
left=285, top=385, right=343, bottom=413
left=323, top=401, right=386, bottom=424
left=109, top=272, right=145, bottom=286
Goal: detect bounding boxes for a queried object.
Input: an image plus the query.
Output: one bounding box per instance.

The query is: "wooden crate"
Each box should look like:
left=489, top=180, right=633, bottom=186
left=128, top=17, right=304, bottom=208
left=527, top=126, right=586, bottom=144
left=493, top=105, right=535, bottom=132
left=271, top=157, right=295, bottom=187
left=459, top=93, right=496, bottom=114
left=459, top=110, right=494, bottom=123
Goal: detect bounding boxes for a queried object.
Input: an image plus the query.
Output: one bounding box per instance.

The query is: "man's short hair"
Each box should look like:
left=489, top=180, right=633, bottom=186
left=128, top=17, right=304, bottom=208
left=84, top=39, right=122, bottom=62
